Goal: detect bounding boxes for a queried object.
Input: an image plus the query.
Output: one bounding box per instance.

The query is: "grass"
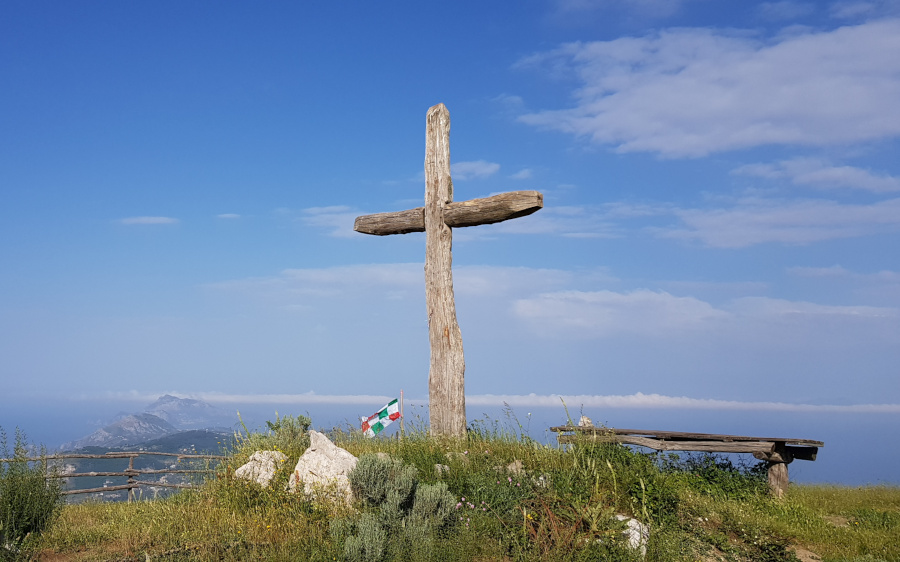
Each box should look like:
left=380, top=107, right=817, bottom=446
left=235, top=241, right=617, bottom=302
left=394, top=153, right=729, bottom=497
left=21, top=413, right=900, bottom=561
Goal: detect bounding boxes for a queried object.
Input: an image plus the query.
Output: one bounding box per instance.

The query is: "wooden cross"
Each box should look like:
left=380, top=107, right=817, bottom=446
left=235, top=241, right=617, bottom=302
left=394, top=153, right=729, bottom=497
left=354, top=103, right=543, bottom=438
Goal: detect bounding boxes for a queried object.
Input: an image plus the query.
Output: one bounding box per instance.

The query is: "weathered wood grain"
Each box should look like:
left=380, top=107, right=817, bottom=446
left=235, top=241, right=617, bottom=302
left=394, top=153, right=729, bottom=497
left=557, top=434, right=776, bottom=454
left=424, top=103, right=466, bottom=438
left=443, top=191, right=543, bottom=227
left=354, top=191, right=543, bottom=235
left=354, top=207, right=425, bottom=235
left=550, top=426, right=824, bottom=447
left=768, top=462, right=789, bottom=498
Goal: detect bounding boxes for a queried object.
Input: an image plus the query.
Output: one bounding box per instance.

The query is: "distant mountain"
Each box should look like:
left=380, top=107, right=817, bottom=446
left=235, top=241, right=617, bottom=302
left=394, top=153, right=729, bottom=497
left=61, top=413, right=177, bottom=450
left=145, top=394, right=226, bottom=429
left=60, top=395, right=233, bottom=451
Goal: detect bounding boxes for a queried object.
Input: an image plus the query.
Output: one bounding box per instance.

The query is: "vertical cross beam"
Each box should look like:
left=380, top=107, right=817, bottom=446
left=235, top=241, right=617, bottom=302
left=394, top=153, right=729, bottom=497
left=354, top=103, right=543, bottom=438
left=424, top=104, right=466, bottom=437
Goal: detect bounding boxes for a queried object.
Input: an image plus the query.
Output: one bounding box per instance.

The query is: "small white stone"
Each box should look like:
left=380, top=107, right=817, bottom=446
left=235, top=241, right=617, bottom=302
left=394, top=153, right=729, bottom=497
left=615, top=514, right=649, bottom=557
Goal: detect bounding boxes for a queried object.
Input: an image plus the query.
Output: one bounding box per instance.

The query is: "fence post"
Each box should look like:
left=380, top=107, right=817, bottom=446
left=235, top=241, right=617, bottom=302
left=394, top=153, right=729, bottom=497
left=127, top=456, right=135, bottom=503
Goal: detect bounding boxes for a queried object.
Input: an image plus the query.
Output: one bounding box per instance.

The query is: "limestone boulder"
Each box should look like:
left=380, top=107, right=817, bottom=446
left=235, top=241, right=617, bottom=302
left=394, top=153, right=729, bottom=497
left=234, top=450, right=288, bottom=488
left=615, top=514, right=649, bottom=557
left=288, top=430, right=358, bottom=504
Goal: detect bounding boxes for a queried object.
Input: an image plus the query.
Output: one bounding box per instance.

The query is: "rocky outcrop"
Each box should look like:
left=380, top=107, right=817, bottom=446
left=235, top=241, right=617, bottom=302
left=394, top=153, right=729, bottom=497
left=235, top=451, right=288, bottom=487
left=288, top=430, right=357, bottom=504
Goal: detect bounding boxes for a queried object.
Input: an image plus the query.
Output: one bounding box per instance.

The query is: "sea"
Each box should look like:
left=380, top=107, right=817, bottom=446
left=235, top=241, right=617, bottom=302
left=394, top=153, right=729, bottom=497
left=1, top=396, right=897, bottom=487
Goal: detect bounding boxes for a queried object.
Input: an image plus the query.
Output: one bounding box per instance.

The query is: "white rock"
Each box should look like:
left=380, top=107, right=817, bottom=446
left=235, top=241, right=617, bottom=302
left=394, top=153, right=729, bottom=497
left=506, top=459, right=525, bottom=475
left=578, top=415, right=594, bottom=427
left=288, top=430, right=358, bottom=504
left=234, top=450, right=288, bottom=488
left=615, top=515, right=649, bottom=557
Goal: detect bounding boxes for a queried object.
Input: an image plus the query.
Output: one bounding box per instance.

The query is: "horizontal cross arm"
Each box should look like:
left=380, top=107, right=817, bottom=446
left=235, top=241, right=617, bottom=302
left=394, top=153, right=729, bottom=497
left=354, top=207, right=425, bottom=236
left=443, top=190, right=543, bottom=228
left=354, top=190, right=543, bottom=236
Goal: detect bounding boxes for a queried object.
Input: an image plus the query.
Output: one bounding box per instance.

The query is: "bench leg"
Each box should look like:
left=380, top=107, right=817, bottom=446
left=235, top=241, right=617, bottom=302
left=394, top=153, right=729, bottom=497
left=767, top=462, right=789, bottom=498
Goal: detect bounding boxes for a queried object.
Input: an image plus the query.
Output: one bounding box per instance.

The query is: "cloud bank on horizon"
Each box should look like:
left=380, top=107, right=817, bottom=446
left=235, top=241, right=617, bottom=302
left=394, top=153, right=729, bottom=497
left=1, top=1, right=898, bottom=426
left=91, top=390, right=900, bottom=415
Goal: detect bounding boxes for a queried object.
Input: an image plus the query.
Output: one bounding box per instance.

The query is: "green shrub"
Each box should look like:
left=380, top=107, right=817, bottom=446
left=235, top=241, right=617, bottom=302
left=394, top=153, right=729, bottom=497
left=349, top=454, right=417, bottom=510
left=342, top=512, right=386, bottom=562
left=336, top=455, right=460, bottom=561
left=662, top=452, right=768, bottom=500
left=411, top=481, right=455, bottom=527
left=264, top=413, right=312, bottom=450
left=0, top=428, right=64, bottom=559
left=226, top=411, right=312, bottom=480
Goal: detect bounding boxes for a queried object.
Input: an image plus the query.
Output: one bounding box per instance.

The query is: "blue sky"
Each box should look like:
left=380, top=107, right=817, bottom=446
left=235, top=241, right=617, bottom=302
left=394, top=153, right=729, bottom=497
left=2, top=1, right=899, bottom=478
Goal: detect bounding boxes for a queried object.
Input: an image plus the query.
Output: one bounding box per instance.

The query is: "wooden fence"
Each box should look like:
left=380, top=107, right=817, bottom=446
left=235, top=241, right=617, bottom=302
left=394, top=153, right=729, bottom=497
left=1, top=451, right=227, bottom=502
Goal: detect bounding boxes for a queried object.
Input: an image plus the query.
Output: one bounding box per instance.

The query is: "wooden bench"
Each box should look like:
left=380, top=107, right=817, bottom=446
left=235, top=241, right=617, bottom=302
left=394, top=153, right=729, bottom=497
left=550, top=425, right=823, bottom=497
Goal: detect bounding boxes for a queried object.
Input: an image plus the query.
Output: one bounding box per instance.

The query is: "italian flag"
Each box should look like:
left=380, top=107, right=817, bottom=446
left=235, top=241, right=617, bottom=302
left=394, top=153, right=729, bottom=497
left=361, top=399, right=401, bottom=437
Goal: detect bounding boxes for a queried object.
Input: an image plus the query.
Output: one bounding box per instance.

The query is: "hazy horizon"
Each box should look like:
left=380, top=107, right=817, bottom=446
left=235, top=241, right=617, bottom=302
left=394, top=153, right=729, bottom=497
left=2, top=392, right=896, bottom=487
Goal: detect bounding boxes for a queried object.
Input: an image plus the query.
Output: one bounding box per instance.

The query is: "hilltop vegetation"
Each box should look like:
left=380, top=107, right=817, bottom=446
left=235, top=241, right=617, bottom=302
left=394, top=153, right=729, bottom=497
left=8, top=415, right=900, bottom=561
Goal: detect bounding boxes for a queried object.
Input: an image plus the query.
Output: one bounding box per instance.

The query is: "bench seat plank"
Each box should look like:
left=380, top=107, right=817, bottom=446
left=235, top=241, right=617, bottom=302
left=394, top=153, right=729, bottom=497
left=550, top=426, right=823, bottom=447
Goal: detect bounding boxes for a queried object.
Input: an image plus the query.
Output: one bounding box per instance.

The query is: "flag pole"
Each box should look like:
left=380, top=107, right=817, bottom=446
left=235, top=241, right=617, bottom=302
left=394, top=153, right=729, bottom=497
left=400, top=389, right=405, bottom=439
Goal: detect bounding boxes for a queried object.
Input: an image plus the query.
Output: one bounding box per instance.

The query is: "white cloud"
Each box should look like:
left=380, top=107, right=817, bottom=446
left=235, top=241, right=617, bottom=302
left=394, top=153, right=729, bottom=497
left=727, top=296, right=897, bottom=319
left=451, top=160, right=501, bottom=180
left=831, top=0, right=900, bottom=19
left=510, top=168, right=533, bottom=180
left=217, top=213, right=241, bottom=219
left=733, top=158, right=900, bottom=192
left=553, top=0, right=686, bottom=18
left=118, top=216, right=179, bottom=225
left=514, top=289, right=729, bottom=337
left=787, top=264, right=852, bottom=277
left=467, top=392, right=900, bottom=413
left=299, top=205, right=360, bottom=238
left=478, top=205, right=619, bottom=238
left=514, top=288, right=899, bottom=341
left=91, top=390, right=900, bottom=414
left=211, top=263, right=576, bottom=304
left=758, top=1, right=815, bottom=20
left=786, top=265, right=900, bottom=304
left=210, top=263, right=424, bottom=303
left=663, top=197, right=900, bottom=247
left=789, top=264, right=900, bottom=283
left=517, top=19, right=900, bottom=157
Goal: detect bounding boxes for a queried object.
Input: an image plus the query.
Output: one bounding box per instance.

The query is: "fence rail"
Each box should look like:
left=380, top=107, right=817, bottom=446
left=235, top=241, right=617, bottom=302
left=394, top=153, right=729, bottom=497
left=1, top=451, right=227, bottom=502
